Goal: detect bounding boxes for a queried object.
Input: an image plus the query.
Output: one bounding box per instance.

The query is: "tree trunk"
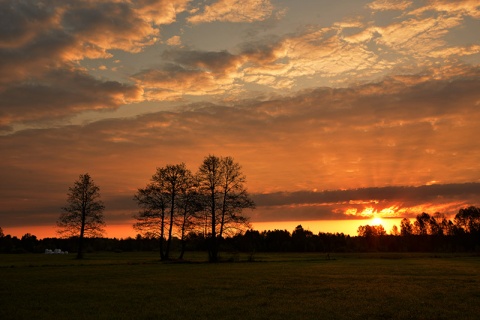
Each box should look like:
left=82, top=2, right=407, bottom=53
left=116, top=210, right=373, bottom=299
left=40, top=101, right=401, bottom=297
left=77, top=205, right=86, bottom=259
left=209, top=189, right=218, bottom=262
left=165, top=191, right=175, bottom=260
left=219, top=189, right=228, bottom=238
left=159, top=208, right=165, bottom=260
left=179, top=207, right=188, bottom=260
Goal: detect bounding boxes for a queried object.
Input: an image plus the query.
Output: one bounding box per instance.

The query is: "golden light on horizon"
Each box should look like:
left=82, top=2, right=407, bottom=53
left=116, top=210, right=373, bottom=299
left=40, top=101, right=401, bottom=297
left=371, top=216, right=383, bottom=226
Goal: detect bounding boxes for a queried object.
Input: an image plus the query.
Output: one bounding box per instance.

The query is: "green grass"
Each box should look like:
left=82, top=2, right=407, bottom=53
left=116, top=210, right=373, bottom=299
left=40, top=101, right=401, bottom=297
left=1, top=252, right=480, bottom=319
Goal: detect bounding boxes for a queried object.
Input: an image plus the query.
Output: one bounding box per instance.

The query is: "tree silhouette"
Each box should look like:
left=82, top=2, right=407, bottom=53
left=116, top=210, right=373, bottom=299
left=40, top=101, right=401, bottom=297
left=176, top=176, right=202, bottom=259
left=292, top=225, right=314, bottom=251
left=134, top=183, right=168, bottom=259
left=57, top=173, right=105, bottom=259
left=197, top=155, right=254, bottom=262
left=400, top=218, right=413, bottom=236
left=357, top=224, right=386, bottom=237
left=156, top=163, right=192, bottom=259
left=21, top=233, right=38, bottom=252
left=134, top=163, right=194, bottom=260
left=413, top=212, right=431, bottom=235
left=455, top=206, right=480, bottom=234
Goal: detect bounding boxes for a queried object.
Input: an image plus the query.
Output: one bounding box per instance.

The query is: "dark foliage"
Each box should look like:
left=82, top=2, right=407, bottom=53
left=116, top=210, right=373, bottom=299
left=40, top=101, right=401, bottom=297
left=2, top=206, right=480, bottom=255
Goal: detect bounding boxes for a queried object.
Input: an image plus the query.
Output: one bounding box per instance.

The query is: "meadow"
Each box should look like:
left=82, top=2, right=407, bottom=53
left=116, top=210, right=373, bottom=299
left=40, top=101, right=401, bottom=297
left=1, top=252, right=480, bottom=319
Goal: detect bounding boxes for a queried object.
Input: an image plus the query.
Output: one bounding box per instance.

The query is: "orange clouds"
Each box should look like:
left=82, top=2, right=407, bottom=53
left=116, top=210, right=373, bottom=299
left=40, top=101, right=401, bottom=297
left=0, top=0, right=190, bottom=131
left=2, top=0, right=478, bottom=133
left=131, top=0, right=479, bottom=102
left=367, top=0, right=413, bottom=11
left=187, top=0, right=275, bottom=24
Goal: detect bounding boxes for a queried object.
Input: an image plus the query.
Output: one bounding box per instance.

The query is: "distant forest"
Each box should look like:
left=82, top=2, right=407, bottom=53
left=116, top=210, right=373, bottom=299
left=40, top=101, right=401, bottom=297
left=1, top=206, right=480, bottom=255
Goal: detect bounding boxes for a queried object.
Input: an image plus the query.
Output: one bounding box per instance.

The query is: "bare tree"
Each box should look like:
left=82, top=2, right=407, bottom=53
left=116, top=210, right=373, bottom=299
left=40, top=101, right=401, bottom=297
left=156, top=163, right=192, bottom=259
left=175, top=176, right=202, bottom=259
left=134, top=183, right=168, bottom=260
left=134, top=163, right=193, bottom=260
left=197, top=155, right=254, bottom=262
left=57, top=173, right=105, bottom=259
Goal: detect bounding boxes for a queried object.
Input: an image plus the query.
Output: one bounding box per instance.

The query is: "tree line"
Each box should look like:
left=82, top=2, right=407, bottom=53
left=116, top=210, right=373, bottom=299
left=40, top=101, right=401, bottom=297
left=2, top=210, right=480, bottom=254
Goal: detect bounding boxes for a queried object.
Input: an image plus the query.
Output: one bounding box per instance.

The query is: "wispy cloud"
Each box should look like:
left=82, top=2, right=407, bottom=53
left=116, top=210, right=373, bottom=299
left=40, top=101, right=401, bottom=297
left=0, top=68, right=142, bottom=128
left=367, top=0, right=413, bottom=11
left=187, top=0, right=275, bottom=24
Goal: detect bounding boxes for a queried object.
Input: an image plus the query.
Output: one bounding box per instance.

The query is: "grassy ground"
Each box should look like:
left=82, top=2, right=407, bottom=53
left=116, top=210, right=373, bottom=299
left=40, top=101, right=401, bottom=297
left=1, top=252, right=480, bottom=319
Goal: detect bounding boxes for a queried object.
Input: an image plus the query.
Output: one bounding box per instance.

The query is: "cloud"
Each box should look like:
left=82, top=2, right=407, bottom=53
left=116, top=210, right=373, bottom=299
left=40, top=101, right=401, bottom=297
left=0, top=68, right=143, bottom=129
left=187, top=0, right=275, bottom=24
left=61, top=1, right=159, bottom=55
left=373, top=15, right=464, bottom=57
left=141, top=0, right=478, bottom=98
left=0, top=0, right=60, bottom=48
left=367, top=0, right=413, bottom=11
left=134, top=0, right=191, bottom=25
left=166, top=35, right=182, bottom=47
left=134, top=63, right=239, bottom=101
left=0, top=0, right=189, bottom=129
left=0, top=0, right=172, bottom=71
left=410, top=0, right=480, bottom=19
left=133, top=49, right=245, bottom=99
left=251, top=183, right=480, bottom=221
left=249, top=199, right=473, bottom=222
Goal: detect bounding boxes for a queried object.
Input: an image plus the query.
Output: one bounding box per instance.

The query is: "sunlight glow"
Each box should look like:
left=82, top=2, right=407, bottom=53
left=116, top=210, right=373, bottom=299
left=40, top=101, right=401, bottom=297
left=371, top=217, right=383, bottom=226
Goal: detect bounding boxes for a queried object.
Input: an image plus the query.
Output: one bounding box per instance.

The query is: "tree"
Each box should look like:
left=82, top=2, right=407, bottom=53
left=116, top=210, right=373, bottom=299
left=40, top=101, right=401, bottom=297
left=400, top=218, right=413, bottom=236
left=0, top=227, right=4, bottom=238
left=21, top=233, right=38, bottom=252
left=197, top=155, right=255, bottom=262
left=390, top=225, right=400, bottom=236
left=413, top=212, right=431, bottom=235
left=156, top=163, right=193, bottom=259
left=57, top=173, right=106, bottom=259
left=292, top=225, right=314, bottom=251
left=455, top=206, right=480, bottom=234
left=357, top=225, right=386, bottom=237
left=175, top=175, right=202, bottom=259
left=134, top=183, right=168, bottom=259
left=134, top=163, right=194, bottom=260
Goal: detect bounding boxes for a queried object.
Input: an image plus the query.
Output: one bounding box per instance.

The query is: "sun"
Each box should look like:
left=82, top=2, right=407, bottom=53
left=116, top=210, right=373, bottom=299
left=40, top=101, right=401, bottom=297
left=371, top=217, right=383, bottom=225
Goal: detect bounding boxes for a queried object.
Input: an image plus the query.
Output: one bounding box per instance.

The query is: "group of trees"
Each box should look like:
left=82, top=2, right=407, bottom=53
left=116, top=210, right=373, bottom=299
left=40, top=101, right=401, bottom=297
left=354, top=208, right=480, bottom=251
left=54, top=155, right=254, bottom=261
left=356, top=209, right=480, bottom=239
left=396, top=208, right=480, bottom=236
left=133, top=155, right=254, bottom=262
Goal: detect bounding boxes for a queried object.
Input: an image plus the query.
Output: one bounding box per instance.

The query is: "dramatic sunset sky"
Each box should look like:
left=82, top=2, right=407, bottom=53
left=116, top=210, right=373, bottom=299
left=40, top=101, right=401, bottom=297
left=1, top=0, right=480, bottom=239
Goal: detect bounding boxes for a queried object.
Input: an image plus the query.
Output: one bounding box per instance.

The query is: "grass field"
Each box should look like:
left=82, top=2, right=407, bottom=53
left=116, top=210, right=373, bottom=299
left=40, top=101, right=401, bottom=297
left=1, top=252, right=480, bottom=319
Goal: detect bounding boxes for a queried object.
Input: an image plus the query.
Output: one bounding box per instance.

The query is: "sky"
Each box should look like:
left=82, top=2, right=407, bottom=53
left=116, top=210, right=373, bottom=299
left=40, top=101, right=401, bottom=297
left=1, top=0, right=480, bottom=239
